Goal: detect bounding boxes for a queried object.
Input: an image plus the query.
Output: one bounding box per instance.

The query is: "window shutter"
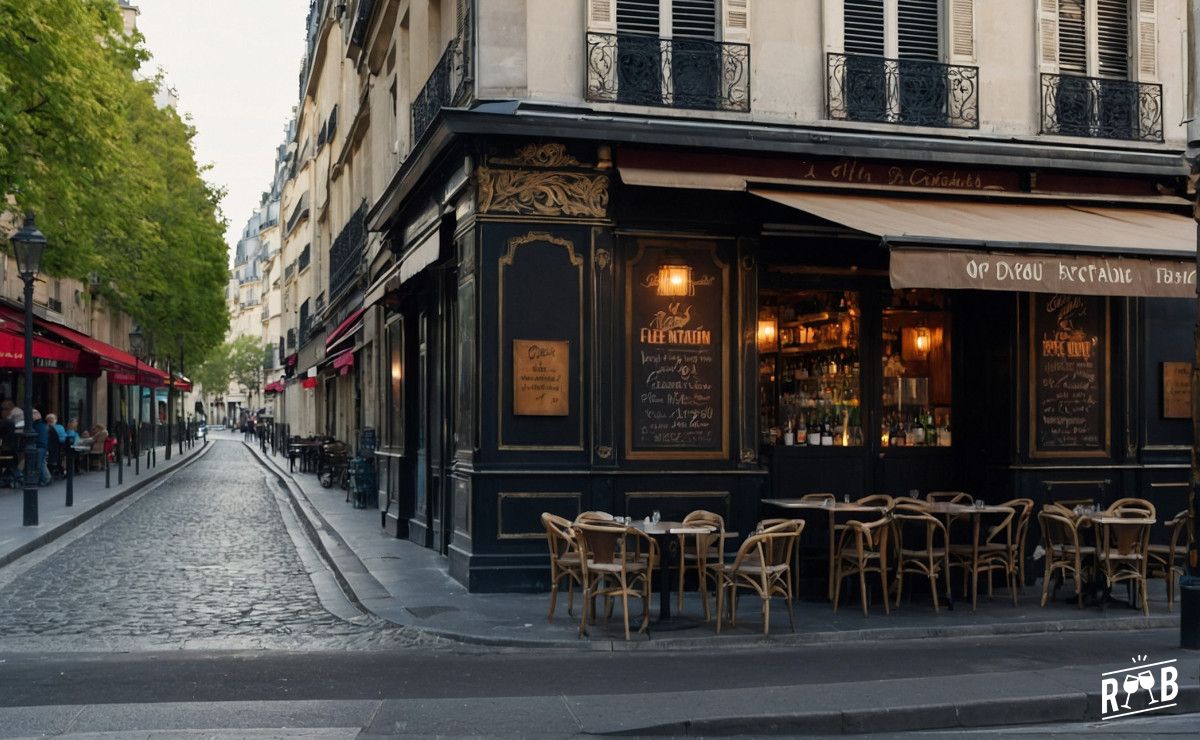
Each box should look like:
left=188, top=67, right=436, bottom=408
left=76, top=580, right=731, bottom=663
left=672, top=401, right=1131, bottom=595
left=1057, top=0, right=1086, bottom=74
left=676, top=0, right=718, bottom=40
left=1038, top=0, right=1060, bottom=72
left=897, top=0, right=940, bottom=61
left=844, top=0, right=885, bottom=56
left=1136, top=0, right=1157, bottom=79
left=616, top=0, right=659, bottom=36
left=588, top=0, right=617, bottom=34
left=1096, top=0, right=1130, bottom=78
left=722, top=0, right=749, bottom=43
left=948, top=0, right=975, bottom=62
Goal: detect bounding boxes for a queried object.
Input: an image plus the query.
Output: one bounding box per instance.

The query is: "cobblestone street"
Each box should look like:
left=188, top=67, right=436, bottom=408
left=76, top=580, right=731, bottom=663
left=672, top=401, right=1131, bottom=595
left=0, top=440, right=434, bottom=652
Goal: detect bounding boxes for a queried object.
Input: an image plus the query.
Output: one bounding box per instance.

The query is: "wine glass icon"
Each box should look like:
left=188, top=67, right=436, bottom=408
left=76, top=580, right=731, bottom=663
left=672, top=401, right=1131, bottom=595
left=1121, top=673, right=1141, bottom=709
left=1138, top=669, right=1158, bottom=704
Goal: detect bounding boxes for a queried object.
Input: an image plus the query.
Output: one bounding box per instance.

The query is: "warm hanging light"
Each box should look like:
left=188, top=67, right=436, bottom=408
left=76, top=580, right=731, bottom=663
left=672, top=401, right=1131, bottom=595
left=914, top=325, right=932, bottom=355
left=757, top=318, right=777, bottom=351
left=656, top=262, right=692, bottom=297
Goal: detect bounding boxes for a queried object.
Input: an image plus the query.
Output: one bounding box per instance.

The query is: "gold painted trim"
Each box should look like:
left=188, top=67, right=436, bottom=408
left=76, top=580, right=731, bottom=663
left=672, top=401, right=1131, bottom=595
left=497, top=491, right=582, bottom=540
left=624, top=238, right=731, bottom=461
left=1029, top=295, right=1112, bottom=460
left=1150, top=481, right=1189, bottom=489
left=498, top=231, right=586, bottom=452
left=476, top=213, right=612, bottom=227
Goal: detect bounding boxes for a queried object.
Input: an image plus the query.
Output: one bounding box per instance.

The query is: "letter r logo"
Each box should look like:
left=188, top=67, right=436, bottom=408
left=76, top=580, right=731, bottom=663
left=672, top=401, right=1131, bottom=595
left=1101, top=678, right=1120, bottom=714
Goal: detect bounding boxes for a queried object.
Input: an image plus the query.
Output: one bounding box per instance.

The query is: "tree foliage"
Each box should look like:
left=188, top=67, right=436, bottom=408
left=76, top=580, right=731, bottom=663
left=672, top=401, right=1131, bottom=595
left=228, top=335, right=266, bottom=396
left=191, top=340, right=232, bottom=402
left=0, top=0, right=228, bottom=365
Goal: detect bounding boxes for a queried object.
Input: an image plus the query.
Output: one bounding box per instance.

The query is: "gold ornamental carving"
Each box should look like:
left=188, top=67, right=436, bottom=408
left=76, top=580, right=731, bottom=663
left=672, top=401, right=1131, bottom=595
left=477, top=167, right=609, bottom=219
left=595, top=445, right=614, bottom=460
left=594, top=248, right=612, bottom=271
left=489, top=142, right=589, bottom=169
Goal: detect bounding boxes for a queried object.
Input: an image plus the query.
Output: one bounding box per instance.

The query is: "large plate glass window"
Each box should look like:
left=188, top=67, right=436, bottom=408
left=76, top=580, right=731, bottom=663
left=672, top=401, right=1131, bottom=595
left=880, top=289, right=952, bottom=447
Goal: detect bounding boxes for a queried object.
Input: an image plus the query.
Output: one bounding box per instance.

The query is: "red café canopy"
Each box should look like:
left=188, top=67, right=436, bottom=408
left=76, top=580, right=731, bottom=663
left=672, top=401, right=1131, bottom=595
left=264, top=380, right=284, bottom=394
left=0, top=303, right=169, bottom=385
left=0, top=319, right=81, bottom=372
left=301, top=376, right=318, bottom=389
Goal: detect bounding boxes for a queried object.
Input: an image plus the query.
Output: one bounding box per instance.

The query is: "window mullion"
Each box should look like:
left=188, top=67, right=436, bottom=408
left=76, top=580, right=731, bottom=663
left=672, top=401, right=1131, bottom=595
left=661, top=0, right=672, bottom=38
left=1085, top=0, right=1099, bottom=76
left=884, top=0, right=900, bottom=58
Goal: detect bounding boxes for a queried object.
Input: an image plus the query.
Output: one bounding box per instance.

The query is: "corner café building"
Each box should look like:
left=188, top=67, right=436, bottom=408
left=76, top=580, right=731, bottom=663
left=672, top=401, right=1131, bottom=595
left=369, top=133, right=1196, bottom=593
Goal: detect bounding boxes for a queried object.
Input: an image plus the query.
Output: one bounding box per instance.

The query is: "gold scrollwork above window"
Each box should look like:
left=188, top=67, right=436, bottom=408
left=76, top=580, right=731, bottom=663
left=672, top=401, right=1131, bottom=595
left=489, top=143, right=590, bottom=169
left=477, top=168, right=609, bottom=219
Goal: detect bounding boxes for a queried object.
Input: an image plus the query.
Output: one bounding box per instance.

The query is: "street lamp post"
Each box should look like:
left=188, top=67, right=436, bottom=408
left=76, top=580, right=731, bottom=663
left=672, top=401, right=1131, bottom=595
left=177, top=333, right=185, bottom=455
left=129, top=325, right=144, bottom=476
left=11, top=215, right=47, bottom=527
left=147, top=346, right=156, bottom=469
left=165, top=355, right=173, bottom=462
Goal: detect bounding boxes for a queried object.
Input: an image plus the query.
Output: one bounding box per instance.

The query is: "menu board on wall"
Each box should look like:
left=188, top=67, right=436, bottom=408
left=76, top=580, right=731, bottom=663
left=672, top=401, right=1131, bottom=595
left=626, top=242, right=728, bottom=459
left=1162, top=362, right=1193, bottom=419
left=513, top=339, right=569, bottom=416
left=1030, top=294, right=1109, bottom=456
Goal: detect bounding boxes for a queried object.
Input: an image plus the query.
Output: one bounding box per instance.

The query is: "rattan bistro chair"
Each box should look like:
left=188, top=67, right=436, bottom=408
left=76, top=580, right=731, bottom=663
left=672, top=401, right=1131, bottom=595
left=833, top=513, right=893, bottom=616
left=714, top=519, right=803, bottom=635
left=1149, top=510, right=1188, bottom=611
left=950, top=504, right=1018, bottom=611
left=1106, top=498, right=1156, bottom=520
left=1003, top=498, right=1035, bottom=591
left=1038, top=507, right=1094, bottom=608
left=892, top=504, right=950, bottom=611
left=676, top=510, right=725, bottom=619
left=1096, top=509, right=1153, bottom=616
left=574, top=521, right=657, bottom=640
left=541, top=513, right=583, bottom=620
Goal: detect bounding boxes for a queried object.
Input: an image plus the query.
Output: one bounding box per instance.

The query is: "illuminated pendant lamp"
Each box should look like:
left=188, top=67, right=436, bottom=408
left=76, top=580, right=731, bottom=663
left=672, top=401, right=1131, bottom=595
left=656, top=252, right=692, bottom=297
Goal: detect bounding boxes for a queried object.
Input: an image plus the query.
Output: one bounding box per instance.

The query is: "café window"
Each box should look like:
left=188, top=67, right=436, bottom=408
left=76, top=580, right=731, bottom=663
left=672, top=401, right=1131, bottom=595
left=759, top=290, right=863, bottom=447
left=880, top=289, right=951, bottom=447
left=385, top=316, right=404, bottom=449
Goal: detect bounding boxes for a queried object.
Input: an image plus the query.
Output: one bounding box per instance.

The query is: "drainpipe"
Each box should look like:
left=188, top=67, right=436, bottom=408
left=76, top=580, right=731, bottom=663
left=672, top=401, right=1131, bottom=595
left=1184, top=0, right=1200, bottom=650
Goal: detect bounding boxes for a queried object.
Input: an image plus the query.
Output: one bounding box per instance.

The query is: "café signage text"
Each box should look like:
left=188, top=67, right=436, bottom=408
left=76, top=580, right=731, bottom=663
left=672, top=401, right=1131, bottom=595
left=891, top=248, right=1197, bottom=298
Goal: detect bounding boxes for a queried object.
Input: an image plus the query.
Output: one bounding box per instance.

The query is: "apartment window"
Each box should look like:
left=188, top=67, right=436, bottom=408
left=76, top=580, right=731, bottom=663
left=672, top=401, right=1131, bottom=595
left=585, top=0, right=751, bottom=112
left=830, top=0, right=978, bottom=128
left=1039, top=0, right=1161, bottom=141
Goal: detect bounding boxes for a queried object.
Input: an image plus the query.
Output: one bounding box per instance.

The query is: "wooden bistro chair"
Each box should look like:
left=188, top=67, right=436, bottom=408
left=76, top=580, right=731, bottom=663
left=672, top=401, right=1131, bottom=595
left=1002, top=498, right=1035, bottom=591
left=574, top=520, right=657, bottom=640
left=1038, top=506, right=1094, bottom=608
left=541, top=513, right=582, bottom=620
left=833, top=512, right=893, bottom=616
left=84, top=430, right=109, bottom=472
left=1095, top=509, right=1154, bottom=616
left=676, top=510, right=726, bottom=619
left=892, top=503, right=950, bottom=611
left=950, top=504, right=1018, bottom=611
left=927, top=491, right=973, bottom=505
left=1148, top=510, right=1188, bottom=611
left=1106, top=498, right=1156, bottom=520
left=714, top=520, right=803, bottom=635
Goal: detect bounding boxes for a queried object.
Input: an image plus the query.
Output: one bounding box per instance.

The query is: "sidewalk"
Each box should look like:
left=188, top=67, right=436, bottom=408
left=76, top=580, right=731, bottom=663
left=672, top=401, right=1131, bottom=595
left=0, top=439, right=211, bottom=568
left=245, top=440, right=1182, bottom=651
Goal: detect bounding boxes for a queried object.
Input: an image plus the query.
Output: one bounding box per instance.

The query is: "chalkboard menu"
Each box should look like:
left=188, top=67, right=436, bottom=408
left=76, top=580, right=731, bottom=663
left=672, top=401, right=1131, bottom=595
left=1031, top=294, right=1109, bottom=457
left=626, top=241, right=728, bottom=459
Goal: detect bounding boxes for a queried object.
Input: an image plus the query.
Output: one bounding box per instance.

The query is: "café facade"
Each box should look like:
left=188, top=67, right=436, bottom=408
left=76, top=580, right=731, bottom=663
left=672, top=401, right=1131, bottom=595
left=366, top=122, right=1196, bottom=592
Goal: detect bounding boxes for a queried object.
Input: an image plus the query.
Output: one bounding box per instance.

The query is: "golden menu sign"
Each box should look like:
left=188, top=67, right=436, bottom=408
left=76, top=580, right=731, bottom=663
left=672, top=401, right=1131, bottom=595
left=513, top=339, right=569, bottom=416
left=1162, top=362, right=1192, bottom=419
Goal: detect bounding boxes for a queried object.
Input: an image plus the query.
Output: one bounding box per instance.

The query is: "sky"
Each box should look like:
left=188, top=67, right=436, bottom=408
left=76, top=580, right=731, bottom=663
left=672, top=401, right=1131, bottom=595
left=133, top=1, right=307, bottom=260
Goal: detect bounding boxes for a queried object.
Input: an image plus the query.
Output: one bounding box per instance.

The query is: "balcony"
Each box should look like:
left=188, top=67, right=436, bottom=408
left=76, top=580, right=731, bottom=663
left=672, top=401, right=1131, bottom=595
left=329, top=203, right=366, bottom=301
left=299, top=315, right=313, bottom=347
left=586, top=33, right=750, bottom=113
left=412, top=40, right=460, bottom=145
left=1040, top=73, right=1163, bottom=143
left=826, top=53, right=978, bottom=129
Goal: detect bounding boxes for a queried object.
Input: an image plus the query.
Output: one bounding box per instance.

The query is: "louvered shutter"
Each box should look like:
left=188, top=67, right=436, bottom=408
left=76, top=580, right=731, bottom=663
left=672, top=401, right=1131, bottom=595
left=947, top=0, right=975, bottom=62
left=587, top=0, right=617, bottom=33
left=1038, top=0, right=1060, bottom=72
left=722, top=0, right=749, bottom=43
left=844, top=0, right=885, bottom=56
left=675, top=0, right=717, bottom=39
left=1057, top=0, right=1087, bottom=74
left=616, top=0, right=660, bottom=36
left=1096, top=0, right=1130, bottom=78
left=1135, top=0, right=1157, bottom=79
left=897, top=0, right=940, bottom=61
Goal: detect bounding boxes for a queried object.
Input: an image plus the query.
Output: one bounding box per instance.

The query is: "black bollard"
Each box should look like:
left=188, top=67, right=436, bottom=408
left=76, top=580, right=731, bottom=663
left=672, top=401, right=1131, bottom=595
left=104, top=449, right=110, bottom=489
left=117, top=441, right=123, bottom=485
left=65, top=447, right=74, bottom=507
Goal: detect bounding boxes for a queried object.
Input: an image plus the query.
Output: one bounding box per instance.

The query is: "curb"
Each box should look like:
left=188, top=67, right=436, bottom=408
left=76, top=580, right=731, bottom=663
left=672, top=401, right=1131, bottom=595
left=244, top=441, right=1183, bottom=653
left=610, top=686, right=1200, bottom=736
left=0, top=441, right=214, bottom=570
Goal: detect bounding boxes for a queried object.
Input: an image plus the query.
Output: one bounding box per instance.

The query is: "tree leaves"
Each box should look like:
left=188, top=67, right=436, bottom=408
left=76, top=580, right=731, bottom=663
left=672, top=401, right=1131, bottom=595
left=1, top=0, right=228, bottom=365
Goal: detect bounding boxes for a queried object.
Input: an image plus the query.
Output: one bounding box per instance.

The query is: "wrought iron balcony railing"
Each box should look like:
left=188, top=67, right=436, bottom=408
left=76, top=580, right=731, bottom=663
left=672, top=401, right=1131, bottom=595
left=411, top=39, right=460, bottom=146
left=1040, top=73, right=1163, bottom=143
left=586, top=33, right=750, bottom=113
left=329, top=203, right=367, bottom=301
left=826, top=53, right=978, bottom=129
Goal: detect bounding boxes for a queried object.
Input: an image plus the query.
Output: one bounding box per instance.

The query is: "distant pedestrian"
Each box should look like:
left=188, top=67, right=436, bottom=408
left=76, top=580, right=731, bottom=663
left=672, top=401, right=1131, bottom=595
left=31, top=409, right=51, bottom=486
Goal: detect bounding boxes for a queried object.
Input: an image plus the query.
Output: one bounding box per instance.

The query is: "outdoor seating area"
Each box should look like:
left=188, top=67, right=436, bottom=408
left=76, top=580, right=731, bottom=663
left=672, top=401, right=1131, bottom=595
left=540, top=493, right=1187, bottom=640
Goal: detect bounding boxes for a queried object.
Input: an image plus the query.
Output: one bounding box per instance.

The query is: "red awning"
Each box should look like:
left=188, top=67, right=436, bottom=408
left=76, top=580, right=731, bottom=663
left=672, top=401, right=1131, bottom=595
left=0, top=304, right=168, bottom=384
left=108, top=371, right=168, bottom=387
left=264, top=381, right=284, bottom=394
left=332, top=350, right=355, bottom=376
left=172, top=375, right=193, bottom=392
left=325, top=307, right=365, bottom=348
left=0, top=321, right=81, bottom=372
left=302, top=376, right=318, bottom=389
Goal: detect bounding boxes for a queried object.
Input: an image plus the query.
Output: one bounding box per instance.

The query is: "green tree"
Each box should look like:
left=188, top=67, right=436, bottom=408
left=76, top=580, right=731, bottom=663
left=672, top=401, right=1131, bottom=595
left=191, top=341, right=232, bottom=401
left=228, top=335, right=266, bottom=398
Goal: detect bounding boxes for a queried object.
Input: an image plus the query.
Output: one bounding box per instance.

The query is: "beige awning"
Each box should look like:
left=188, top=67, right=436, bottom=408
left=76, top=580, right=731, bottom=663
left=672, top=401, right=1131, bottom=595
left=752, top=189, right=1195, bottom=257
left=752, top=189, right=1197, bottom=298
